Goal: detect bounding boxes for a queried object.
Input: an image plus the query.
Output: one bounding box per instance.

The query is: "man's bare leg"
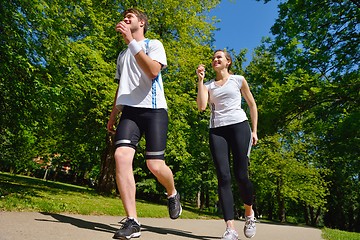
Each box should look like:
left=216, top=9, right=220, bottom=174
left=115, top=146, right=137, bottom=218
left=147, top=159, right=182, bottom=219
left=146, top=159, right=176, bottom=196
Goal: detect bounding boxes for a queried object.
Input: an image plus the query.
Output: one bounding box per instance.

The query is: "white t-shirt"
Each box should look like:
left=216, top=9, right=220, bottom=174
left=115, top=39, right=167, bottom=109
left=204, top=75, right=248, bottom=128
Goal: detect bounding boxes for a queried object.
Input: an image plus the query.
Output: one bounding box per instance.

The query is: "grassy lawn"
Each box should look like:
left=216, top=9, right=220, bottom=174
left=322, top=227, right=360, bottom=240
left=1, top=172, right=360, bottom=240
left=0, top=171, right=217, bottom=219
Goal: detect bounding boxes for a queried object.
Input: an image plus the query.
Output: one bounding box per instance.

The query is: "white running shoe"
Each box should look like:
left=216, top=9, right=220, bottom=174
left=243, top=216, right=256, bottom=238
left=221, top=228, right=239, bottom=240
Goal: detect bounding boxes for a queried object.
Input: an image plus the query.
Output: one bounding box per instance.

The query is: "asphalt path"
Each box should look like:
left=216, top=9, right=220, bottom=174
left=0, top=211, right=323, bottom=240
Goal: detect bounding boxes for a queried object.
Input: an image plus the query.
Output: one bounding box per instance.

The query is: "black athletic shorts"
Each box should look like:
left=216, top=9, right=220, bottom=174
left=114, top=106, right=168, bottom=160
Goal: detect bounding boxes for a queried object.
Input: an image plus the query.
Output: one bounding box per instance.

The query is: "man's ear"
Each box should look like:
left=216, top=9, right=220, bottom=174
left=139, top=19, right=145, bottom=28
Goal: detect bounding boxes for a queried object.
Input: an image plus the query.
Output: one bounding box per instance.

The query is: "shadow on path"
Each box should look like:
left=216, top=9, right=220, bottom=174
left=36, top=213, right=218, bottom=239
left=36, top=212, right=117, bottom=234
left=141, top=224, right=218, bottom=240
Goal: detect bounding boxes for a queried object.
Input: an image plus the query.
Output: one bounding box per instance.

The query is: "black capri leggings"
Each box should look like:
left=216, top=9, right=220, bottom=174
left=209, top=121, right=254, bottom=221
left=114, top=106, right=168, bottom=160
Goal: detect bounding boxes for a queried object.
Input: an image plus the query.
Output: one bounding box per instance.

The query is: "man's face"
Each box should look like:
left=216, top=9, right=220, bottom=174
left=123, top=12, right=143, bottom=33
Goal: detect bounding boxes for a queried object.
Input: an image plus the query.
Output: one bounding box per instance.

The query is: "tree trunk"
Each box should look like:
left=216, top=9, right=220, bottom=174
left=306, top=205, right=321, bottom=226
left=205, top=188, right=209, bottom=208
left=268, top=194, right=274, bottom=220
left=348, top=206, right=354, bottom=231
left=309, top=206, right=314, bottom=225
left=200, top=186, right=205, bottom=210
left=97, top=133, right=116, bottom=194
left=313, top=207, right=321, bottom=226
left=278, top=198, right=286, bottom=222
left=304, top=205, right=309, bottom=225
left=197, top=190, right=201, bottom=209
left=277, top=178, right=286, bottom=222
left=356, top=206, right=360, bottom=232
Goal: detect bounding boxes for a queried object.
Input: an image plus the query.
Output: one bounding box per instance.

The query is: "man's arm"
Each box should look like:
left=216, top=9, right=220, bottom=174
left=107, top=87, right=120, bottom=134
left=132, top=48, right=162, bottom=79
left=116, top=21, right=162, bottom=80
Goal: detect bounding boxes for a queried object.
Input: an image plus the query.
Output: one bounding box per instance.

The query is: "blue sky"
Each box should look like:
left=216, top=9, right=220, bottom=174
left=209, top=0, right=279, bottom=65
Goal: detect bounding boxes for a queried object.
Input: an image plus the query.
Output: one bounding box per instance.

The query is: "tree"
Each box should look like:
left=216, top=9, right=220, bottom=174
left=259, top=0, right=359, bottom=230
left=0, top=0, right=55, bottom=173
left=250, top=124, right=328, bottom=223
left=0, top=0, right=121, bottom=180
left=1, top=0, right=224, bottom=203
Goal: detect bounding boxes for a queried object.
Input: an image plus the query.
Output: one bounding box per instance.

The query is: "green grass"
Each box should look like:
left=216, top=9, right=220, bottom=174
left=0, top=171, right=217, bottom=219
left=322, top=227, right=360, bottom=240
left=2, top=172, right=360, bottom=240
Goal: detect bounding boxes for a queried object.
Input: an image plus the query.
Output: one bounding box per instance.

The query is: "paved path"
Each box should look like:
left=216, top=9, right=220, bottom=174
left=0, top=211, right=323, bottom=240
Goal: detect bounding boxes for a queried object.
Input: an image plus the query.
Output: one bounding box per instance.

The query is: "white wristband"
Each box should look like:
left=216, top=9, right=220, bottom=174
left=128, top=39, right=142, bottom=56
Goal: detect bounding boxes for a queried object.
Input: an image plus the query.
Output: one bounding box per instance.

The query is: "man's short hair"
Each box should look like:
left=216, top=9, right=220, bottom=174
left=123, top=8, right=149, bottom=34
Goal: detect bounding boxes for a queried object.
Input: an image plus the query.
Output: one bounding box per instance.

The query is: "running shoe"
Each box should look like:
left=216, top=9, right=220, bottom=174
left=167, top=191, right=182, bottom=219
left=221, top=228, right=239, bottom=240
left=243, top=216, right=256, bottom=238
left=113, top=217, right=141, bottom=239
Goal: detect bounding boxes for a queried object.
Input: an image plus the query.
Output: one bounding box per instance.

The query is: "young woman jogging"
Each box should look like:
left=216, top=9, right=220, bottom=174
left=196, top=50, right=258, bottom=239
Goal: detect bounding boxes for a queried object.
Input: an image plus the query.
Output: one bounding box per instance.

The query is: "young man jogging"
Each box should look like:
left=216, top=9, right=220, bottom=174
left=107, top=8, right=182, bottom=240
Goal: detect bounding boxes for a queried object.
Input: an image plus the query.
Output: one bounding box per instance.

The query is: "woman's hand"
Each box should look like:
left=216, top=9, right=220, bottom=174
left=196, top=64, right=205, bottom=82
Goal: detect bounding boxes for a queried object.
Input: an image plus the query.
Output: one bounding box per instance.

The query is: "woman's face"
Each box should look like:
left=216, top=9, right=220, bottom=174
left=212, top=51, right=229, bottom=71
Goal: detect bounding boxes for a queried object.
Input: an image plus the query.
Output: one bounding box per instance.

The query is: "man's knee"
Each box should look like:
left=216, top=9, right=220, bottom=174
left=114, top=147, right=135, bottom=163
left=146, top=160, right=166, bottom=175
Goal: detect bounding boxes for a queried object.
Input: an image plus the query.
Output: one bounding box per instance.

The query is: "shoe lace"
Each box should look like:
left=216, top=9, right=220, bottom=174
left=222, top=228, right=237, bottom=239
left=118, top=217, right=133, bottom=229
left=168, top=196, right=176, bottom=209
left=245, top=217, right=256, bottom=229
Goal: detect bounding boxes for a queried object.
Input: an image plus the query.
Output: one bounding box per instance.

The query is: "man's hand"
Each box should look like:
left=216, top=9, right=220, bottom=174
left=107, top=118, right=116, bottom=134
left=115, top=21, right=133, bottom=44
left=252, top=132, right=258, bottom=146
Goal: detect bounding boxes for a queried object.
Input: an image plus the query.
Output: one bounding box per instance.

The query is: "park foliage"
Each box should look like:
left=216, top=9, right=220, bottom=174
left=1, top=0, right=359, bottom=232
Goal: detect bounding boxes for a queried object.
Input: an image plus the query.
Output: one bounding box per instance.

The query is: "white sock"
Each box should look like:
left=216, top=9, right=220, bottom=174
left=246, top=210, right=255, bottom=219
left=128, top=217, right=140, bottom=225
left=167, top=190, right=177, bottom=198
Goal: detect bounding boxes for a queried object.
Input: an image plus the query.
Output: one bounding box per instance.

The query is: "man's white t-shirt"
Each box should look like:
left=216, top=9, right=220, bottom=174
left=204, top=75, right=248, bottom=128
left=115, top=39, right=167, bottom=109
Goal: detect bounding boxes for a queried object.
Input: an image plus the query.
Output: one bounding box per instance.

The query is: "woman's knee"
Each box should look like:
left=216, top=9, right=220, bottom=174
left=218, top=172, right=232, bottom=187
left=235, top=172, right=250, bottom=186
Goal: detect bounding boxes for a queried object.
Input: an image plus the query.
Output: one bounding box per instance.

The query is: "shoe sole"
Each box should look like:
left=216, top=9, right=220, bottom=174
left=245, top=235, right=255, bottom=239
left=114, top=232, right=141, bottom=239
left=170, top=206, right=182, bottom=220
left=244, top=232, right=256, bottom=238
